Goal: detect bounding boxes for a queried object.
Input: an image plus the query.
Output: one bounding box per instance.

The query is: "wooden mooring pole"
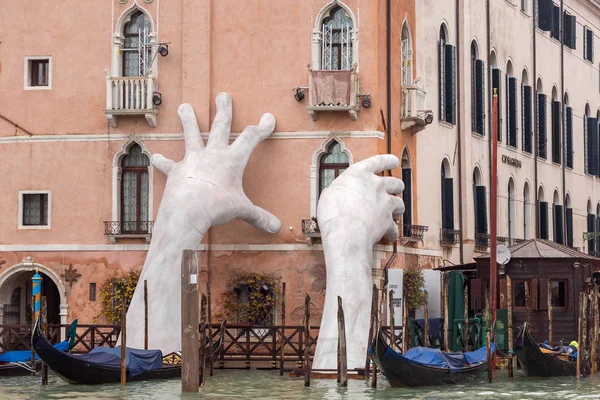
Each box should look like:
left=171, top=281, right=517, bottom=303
left=423, top=290, right=429, bottom=347
left=486, top=289, right=492, bottom=383
left=525, top=281, right=531, bottom=327
left=181, top=250, right=199, bottom=392
left=144, top=280, right=148, bottom=350
left=120, top=286, right=126, bottom=388
left=304, top=294, right=311, bottom=387
left=199, top=294, right=207, bottom=387
left=41, top=296, right=48, bottom=385
left=279, top=282, right=286, bottom=376
left=207, top=279, right=214, bottom=377
left=583, top=291, right=589, bottom=377
left=577, top=292, right=583, bottom=379
left=365, top=284, right=377, bottom=380
left=370, top=286, right=379, bottom=388
left=593, top=285, right=599, bottom=374
left=337, top=296, right=347, bottom=387
left=547, top=280, right=552, bottom=346
left=444, top=276, right=449, bottom=352
left=463, top=285, right=468, bottom=352
left=31, top=294, right=35, bottom=375
left=389, top=289, right=395, bottom=350
left=507, top=276, right=514, bottom=378
left=402, top=289, right=409, bottom=353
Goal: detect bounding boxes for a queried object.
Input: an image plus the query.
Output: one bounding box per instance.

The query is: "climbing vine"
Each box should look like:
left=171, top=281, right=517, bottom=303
left=94, top=269, right=140, bottom=324
left=220, top=273, right=279, bottom=324
left=403, top=266, right=425, bottom=315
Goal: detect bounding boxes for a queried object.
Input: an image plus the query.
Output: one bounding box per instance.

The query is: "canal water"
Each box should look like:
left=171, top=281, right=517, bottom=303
left=2, top=369, right=600, bottom=399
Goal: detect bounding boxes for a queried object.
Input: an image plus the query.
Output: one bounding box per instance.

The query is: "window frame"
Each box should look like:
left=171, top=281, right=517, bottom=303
left=318, top=142, right=350, bottom=195
left=120, top=145, right=151, bottom=234
left=550, top=280, right=568, bottom=309
left=18, top=190, right=52, bottom=230
left=513, top=280, right=527, bottom=309
left=23, top=56, right=52, bottom=90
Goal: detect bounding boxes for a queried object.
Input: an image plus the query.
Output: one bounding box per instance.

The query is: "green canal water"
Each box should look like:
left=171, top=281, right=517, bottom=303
left=2, top=370, right=600, bottom=400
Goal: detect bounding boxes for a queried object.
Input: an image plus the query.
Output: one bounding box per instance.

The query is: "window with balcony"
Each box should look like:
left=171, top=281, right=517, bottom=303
left=441, top=159, right=458, bottom=246
left=24, top=56, right=51, bottom=90
left=306, top=2, right=359, bottom=120
left=105, top=140, right=153, bottom=243
left=105, top=7, right=159, bottom=128
left=19, top=191, right=51, bottom=229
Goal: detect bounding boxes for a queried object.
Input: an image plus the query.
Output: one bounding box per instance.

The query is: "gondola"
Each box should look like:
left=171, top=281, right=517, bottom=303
left=32, top=320, right=226, bottom=385
left=370, top=327, right=493, bottom=387
left=0, top=320, right=77, bottom=377
left=515, top=322, right=577, bottom=377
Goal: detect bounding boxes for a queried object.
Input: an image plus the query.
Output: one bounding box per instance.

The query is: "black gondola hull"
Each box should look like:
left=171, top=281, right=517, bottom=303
left=33, top=327, right=181, bottom=384
left=371, top=328, right=488, bottom=387
left=0, top=360, right=40, bottom=377
left=515, top=323, right=576, bottom=377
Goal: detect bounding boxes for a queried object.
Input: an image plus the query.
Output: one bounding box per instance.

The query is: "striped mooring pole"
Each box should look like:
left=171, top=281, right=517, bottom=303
left=32, top=269, right=42, bottom=322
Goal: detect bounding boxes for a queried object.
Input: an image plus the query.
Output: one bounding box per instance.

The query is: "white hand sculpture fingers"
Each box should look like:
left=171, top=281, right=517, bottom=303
left=239, top=200, right=282, bottom=234
left=381, top=176, right=405, bottom=195
left=384, top=218, right=399, bottom=242
left=178, top=103, right=204, bottom=154
left=150, top=154, right=175, bottom=176
left=230, top=113, right=276, bottom=160
left=390, top=195, right=405, bottom=219
left=207, top=93, right=233, bottom=149
left=358, top=154, right=400, bottom=175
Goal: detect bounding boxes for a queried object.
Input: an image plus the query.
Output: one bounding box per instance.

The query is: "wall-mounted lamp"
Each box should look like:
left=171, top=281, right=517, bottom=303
left=358, top=93, right=371, bottom=108
left=158, top=44, right=169, bottom=57
left=152, top=92, right=162, bottom=106
left=292, top=86, right=309, bottom=102
left=424, top=111, right=434, bottom=124
left=574, top=262, right=582, bottom=270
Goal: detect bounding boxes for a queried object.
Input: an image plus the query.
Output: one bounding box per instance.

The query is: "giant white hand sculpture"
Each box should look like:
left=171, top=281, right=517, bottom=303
left=312, top=154, right=404, bottom=370
left=125, top=93, right=281, bottom=354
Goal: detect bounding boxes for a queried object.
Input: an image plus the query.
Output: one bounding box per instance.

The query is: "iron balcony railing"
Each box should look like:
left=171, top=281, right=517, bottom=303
left=475, top=233, right=490, bottom=251
left=104, top=221, right=154, bottom=235
left=440, top=229, right=461, bottom=246
left=400, top=224, right=429, bottom=241
left=301, top=219, right=320, bottom=237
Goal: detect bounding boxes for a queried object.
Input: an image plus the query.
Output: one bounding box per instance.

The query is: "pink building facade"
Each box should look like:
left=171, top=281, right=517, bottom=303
left=0, top=0, right=424, bottom=328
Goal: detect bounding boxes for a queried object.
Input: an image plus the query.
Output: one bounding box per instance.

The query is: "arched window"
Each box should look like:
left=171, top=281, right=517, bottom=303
left=565, top=93, right=573, bottom=168
left=523, top=182, right=530, bottom=239
left=537, top=78, right=547, bottom=159
left=470, top=41, right=484, bottom=135
left=319, top=141, right=349, bottom=194
left=551, top=86, right=561, bottom=164
left=508, top=178, right=516, bottom=240
left=538, top=186, right=548, bottom=239
left=506, top=61, right=517, bottom=147
left=522, top=69, right=532, bottom=153
left=401, top=22, right=413, bottom=86
left=585, top=104, right=590, bottom=173
left=401, top=149, right=412, bottom=237
left=491, top=51, right=502, bottom=142
left=441, top=160, right=454, bottom=233
left=552, top=190, right=563, bottom=244
left=321, top=6, right=353, bottom=70
left=473, top=167, right=487, bottom=249
left=122, top=11, right=152, bottom=77
left=565, top=194, right=573, bottom=247
left=121, top=144, right=150, bottom=233
left=439, top=25, right=456, bottom=124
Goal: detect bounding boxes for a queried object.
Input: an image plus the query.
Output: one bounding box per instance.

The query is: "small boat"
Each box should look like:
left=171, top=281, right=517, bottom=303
left=370, top=328, right=494, bottom=387
left=515, top=322, right=576, bottom=377
left=32, top=320, right=226, bottom=385
left=0, top=341, right=69, bottom=376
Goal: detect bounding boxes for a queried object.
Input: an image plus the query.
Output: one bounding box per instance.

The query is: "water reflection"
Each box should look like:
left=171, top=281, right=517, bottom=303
left=2, top=370, right=600, bottom=400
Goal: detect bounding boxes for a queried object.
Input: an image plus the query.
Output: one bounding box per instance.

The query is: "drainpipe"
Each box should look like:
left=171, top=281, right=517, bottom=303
left=533, top=1, right=539, bottom=238
left=486, top=0, right=492, bottom=244
left=384, top=0, right=397, bottom=288
left=560, top=0, right=566, bottom=244
left=456, top=0, right=464, bottom=263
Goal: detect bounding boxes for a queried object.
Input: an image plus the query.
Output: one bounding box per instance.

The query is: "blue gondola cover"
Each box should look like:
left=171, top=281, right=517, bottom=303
left=0, top=340, right=69, bottom=363
left=77, top=346, right=163, bottom=376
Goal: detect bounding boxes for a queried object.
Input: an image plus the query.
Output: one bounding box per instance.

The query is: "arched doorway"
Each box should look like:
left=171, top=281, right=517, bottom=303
left=0, top=262, right=67, bottom=327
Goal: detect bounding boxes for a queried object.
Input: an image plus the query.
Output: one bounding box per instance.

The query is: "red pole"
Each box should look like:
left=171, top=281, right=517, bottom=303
left=491, top=89, right=499, bottom=337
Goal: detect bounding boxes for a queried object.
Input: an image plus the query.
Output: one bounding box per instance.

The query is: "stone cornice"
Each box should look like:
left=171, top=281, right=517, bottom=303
left=576, top=0, right=600, bottom=18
